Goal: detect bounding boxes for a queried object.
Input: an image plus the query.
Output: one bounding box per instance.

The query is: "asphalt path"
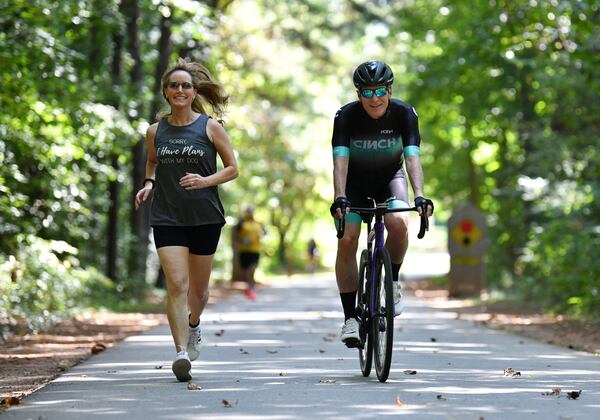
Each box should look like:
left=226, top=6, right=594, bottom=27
left=4, top=274, right=600, bottom=419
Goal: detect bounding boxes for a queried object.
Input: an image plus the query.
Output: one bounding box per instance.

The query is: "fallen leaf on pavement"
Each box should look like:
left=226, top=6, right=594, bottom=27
left=403, top=370, right=417, bottom=375
left=266, top=349, right=278, bottom=354
left=566, top=390, right=582, bottom=400
left=222, top=399, right=237, bottom=408
left=503, top=367, right=521, bottom=377
left=395, top=396, right=403, bottom=407
left=1, top=397, right=20, bottom=406
left=91, top=343, right=107, bottom=354
left=541, top=387, right=561, bottom=396
left=187, top=383, right=201, bottom=390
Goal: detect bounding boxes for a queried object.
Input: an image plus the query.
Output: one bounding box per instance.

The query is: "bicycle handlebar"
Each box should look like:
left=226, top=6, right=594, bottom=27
left=335, top=205, right=429, bottom=240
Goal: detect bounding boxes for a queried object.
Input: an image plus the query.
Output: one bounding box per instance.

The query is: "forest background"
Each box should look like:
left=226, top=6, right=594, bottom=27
left=1, top=0, right=598, bottom=333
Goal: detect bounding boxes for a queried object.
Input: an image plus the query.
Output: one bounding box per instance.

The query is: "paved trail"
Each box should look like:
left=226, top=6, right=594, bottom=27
left=4, top=275, right=600, bottom=419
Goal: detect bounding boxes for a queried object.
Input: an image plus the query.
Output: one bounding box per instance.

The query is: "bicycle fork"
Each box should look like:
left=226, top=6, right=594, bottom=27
left=370, top=219, right=386, bottom=330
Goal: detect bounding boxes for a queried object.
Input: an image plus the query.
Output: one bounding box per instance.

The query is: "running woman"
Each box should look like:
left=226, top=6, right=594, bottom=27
left=135, top=58, right=238, bottom=381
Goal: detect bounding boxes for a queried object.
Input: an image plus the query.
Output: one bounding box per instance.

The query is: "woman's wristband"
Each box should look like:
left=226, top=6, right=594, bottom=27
left=143, top=178, right=156, bottom=190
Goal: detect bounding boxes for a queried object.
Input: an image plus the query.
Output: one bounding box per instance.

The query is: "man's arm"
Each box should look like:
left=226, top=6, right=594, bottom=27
left=406, top=155, right=434, bottom=216
left=333, top=156, right=349, bottom=199
left=405, top=155, right=424, bottom=199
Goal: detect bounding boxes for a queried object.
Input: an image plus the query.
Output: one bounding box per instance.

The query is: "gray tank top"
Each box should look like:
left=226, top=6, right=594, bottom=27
left=150, top=114, right=225, bottom=226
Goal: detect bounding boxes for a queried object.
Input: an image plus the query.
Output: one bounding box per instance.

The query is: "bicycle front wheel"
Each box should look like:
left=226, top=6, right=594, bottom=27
left=357, top=249, right=372, bottom=377
left=372, top=248, right=394, bottom=382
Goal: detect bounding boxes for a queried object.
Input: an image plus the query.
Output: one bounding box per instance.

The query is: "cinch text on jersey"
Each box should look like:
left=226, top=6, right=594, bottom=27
left=352, top=139, right=398, bottom=150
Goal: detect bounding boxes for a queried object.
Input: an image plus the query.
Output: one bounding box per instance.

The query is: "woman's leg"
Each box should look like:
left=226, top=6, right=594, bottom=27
left=157, top=246, right=190, bottom=353
left=187, top=254, right=214, bottom=325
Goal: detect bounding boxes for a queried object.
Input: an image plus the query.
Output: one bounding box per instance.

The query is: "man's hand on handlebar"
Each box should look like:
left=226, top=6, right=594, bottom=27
left=414, top=196, right=434, bottom=217
left=330, top=196, right=351, bottom=220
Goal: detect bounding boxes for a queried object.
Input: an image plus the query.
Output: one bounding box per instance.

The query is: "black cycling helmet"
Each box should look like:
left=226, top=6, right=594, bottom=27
left=353, top=60, right=394, bottom=88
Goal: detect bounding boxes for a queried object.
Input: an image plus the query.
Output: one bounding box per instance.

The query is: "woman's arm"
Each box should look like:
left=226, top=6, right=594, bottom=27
left=135, top=123, right=159, bottom=209
left=181, top=118, right=238, bottom=190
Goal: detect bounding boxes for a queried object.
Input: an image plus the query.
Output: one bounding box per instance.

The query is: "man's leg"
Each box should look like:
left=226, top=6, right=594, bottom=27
left=385, top=211, right=410, bottom=315
left=335, top=221, right=361, bottom=346
left=385, top=209, right=410, bottom=277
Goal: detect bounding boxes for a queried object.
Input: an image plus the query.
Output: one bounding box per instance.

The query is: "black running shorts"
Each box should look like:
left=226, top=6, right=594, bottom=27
left=239, top=252, right=260, bottom=269
left=153, top=224, right=222, bottom=255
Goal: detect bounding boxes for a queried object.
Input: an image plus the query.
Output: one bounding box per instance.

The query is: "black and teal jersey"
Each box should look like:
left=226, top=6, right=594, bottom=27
left=332, top=99, right=421, bottom=187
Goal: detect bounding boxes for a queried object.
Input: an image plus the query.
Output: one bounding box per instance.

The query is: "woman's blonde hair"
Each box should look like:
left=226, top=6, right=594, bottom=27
left=158, top=57, right=229, bottom=122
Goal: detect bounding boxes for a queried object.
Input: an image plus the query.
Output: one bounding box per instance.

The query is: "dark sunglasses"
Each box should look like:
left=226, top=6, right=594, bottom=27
left=359, top=87, right=389, bottom=98
left=167, top=81, right=194, bottom=90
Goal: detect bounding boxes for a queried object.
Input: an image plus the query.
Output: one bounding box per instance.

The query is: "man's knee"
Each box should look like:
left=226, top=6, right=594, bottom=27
left=386, top=214, right=409, bottom=238
left=338, top=231, right=359, bottom=255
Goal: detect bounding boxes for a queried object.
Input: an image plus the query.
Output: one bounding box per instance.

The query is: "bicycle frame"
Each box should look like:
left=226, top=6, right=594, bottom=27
left=336, top=198, right=429, bottom=381
left=365, top=204, right=387, bottom=319
left=337, top=200, right=428, bottom=319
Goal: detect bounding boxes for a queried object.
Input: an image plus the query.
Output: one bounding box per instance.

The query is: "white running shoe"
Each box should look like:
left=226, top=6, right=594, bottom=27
left=187, top=326, right=201, bottom=361
left=340, top=317, right=360, bottom=347
left=393, top=281, right=404, bottom=316
left=172, top=351, right=192, bottom=382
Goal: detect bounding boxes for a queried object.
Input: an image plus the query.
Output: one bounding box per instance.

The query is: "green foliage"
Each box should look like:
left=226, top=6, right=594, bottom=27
left=518, top=216, right=600, bottom=316
left=1, top=0, right=599, bottom=325
left=392, top=0, right=600, bottom=316
left=0, top=235, right=114, bottom=333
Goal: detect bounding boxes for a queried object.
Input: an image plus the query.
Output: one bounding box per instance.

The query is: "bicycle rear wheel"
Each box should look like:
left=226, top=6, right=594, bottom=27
left=357, top=249, right=373, bottom=377
left=372, top=248, right=394, bottom=382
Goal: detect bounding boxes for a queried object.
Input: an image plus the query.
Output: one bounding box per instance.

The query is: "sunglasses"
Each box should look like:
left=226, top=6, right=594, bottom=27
left=359, top=87, right=389, bottom=98
left=167, top=81, right=194, bottom=90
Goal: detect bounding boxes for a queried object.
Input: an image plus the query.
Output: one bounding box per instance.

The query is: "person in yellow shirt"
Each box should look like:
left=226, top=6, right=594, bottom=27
left=234, top=206, right=265, bottom=300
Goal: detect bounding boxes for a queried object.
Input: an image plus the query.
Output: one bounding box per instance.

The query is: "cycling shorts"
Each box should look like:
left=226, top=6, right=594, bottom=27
left=345, top=168, right=409, bottom=224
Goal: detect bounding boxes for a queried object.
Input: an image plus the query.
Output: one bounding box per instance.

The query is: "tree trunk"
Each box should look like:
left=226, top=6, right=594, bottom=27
left=230, top=227, right=243, bottom=283
left=149, top=9, right=172, bottom=124
left=123, top=0, right=149, bottom=287
left=150, top=7, right=173, bottom=288
left=106, top=154, right=120, bottom=280
left=105, top=2, right=125, bottom=281
left=467, top=141, right=479, bottom=207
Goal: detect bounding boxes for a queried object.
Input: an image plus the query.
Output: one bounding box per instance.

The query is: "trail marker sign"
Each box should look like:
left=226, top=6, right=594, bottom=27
left=447, top=204, right=487, bottom=297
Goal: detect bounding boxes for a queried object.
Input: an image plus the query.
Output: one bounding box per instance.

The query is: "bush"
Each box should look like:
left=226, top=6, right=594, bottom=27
left=516, top=217, right=600, bottom=317
left=0, top=235, right=114, bottom=334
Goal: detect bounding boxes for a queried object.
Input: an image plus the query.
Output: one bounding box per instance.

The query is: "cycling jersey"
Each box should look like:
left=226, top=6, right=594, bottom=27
left=331, top=99, right=421, bottom=190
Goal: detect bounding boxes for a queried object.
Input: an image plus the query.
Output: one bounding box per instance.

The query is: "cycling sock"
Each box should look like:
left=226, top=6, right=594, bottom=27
left=340, top=291, right=357, bottom=320
left=391, top=262, right=402, bottom=282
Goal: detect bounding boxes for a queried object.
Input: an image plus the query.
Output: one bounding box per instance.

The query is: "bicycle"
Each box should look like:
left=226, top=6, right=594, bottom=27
left=336, top=198, right=429, bottom=382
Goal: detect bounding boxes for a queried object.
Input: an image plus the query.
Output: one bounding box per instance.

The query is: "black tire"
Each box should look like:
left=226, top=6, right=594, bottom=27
left=372, top=248, right=394, bottom=382
left=357, top=249, right=373, bottom=377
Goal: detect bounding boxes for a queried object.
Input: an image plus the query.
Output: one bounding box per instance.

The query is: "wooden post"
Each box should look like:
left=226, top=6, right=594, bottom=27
left=447, top=204, right=488, bottom=297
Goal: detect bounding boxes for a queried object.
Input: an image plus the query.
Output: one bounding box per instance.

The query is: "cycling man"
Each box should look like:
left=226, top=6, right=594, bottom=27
left=330, top=60, right=434, bottom=347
